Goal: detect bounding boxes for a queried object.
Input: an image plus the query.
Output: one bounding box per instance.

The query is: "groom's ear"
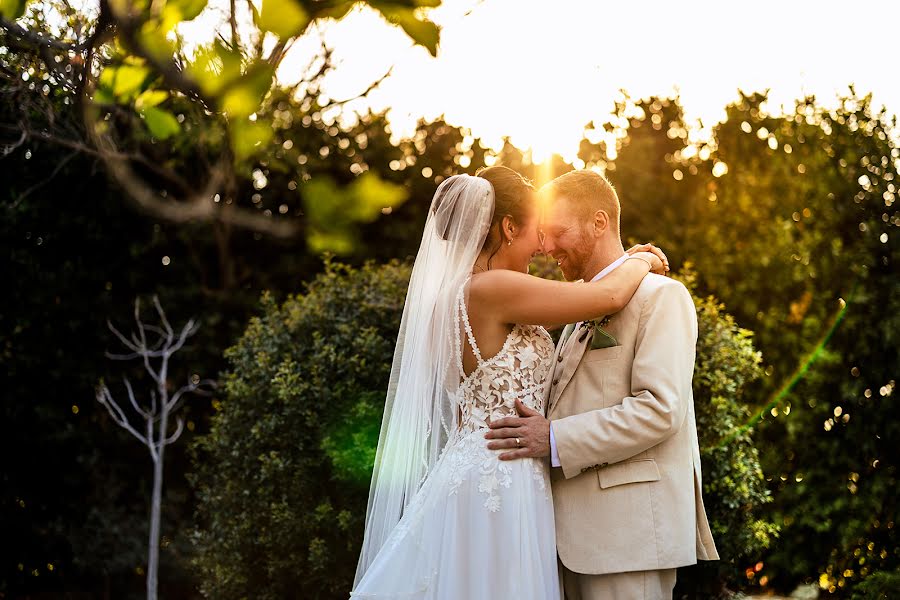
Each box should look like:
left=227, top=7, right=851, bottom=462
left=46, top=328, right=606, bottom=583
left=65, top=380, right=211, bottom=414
left=591, top=209, right=611, bottom=237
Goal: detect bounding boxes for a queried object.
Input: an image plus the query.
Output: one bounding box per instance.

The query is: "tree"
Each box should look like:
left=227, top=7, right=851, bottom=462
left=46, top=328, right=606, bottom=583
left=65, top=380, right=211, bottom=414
left=95, top=296, right=215, bottom=599
left=1, top=0, right=443, bottom=243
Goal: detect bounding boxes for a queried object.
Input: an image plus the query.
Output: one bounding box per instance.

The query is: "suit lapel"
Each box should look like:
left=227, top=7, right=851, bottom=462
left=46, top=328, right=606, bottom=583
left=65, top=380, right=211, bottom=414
left=548, top=323, right=592, bottom=414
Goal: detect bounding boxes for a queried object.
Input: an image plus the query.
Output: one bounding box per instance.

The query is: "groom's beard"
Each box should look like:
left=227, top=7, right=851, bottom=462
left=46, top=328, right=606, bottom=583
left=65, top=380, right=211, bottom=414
left=558, top=233, right=596, bottom=281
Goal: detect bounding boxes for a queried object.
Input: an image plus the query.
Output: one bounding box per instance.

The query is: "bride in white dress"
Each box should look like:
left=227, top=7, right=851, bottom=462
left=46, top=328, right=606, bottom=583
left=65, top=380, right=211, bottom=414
left=351, top=167, right=665, bottom=599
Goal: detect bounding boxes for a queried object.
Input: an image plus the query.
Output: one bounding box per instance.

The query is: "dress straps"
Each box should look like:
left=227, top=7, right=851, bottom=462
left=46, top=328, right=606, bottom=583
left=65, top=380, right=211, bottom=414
left=456, top=282, right=485, bottom=367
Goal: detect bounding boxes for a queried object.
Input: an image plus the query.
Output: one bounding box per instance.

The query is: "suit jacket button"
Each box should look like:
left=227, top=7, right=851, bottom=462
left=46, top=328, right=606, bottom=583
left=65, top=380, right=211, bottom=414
left=552, top=379, right=559, bottom=385
left=557, top=355, right=564, bottom=362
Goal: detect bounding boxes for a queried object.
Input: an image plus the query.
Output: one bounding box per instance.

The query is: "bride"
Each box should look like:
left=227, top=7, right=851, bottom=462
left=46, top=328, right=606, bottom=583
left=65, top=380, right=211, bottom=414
left=351, top=166, right=666, bottom=599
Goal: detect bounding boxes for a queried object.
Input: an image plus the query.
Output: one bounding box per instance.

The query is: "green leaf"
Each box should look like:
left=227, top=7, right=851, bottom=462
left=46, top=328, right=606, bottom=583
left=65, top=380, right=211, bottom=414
left=301, top=173, right=408, bottom=254
left=92, top=86, right=115, bottom=105
left=169, top=0, right=207, bottom=21
left=379, top=7, right=439, bottom=56
left=221, top=63, right=273, bottom=118
left=188, top=39, right=244, bottom=97
left=0, top=0, right=27, bottom=19
left=140, top=106, right=180, bottom=140
left=256, top=0, right=309, bottom=38
left=229, top=118, right=274, bottom=161
left=107, top=64, right=151, bottom=101
left=307, top=230, right=355, bottom=255
left=315, top=0, right=355, bottom=20
left=346, top=172, right=407, bottom=222
left=135, top=89, right=169, bottom=110
left=137, top=22, right=178, bottom=62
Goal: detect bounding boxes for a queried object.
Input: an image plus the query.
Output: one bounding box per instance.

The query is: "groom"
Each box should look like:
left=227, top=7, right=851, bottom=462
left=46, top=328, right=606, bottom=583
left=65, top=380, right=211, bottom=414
left=485, top=169, right=719, bottom=599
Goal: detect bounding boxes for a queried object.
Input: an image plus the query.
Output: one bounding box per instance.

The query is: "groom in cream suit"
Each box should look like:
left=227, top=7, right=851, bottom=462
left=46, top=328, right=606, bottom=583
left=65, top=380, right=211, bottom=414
left=485, top=170, right=719, bottom=599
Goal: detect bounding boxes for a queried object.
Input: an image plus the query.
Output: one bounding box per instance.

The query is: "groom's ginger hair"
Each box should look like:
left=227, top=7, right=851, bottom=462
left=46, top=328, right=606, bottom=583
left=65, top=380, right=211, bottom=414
left=542, top=170, right=621, bottom=237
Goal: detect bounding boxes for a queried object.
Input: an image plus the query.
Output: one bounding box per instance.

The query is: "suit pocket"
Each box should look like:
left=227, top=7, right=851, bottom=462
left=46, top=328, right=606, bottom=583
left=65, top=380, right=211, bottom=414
left=583, top=345, right=622, bottom=363
left=597, top=458, right=660, bottom=489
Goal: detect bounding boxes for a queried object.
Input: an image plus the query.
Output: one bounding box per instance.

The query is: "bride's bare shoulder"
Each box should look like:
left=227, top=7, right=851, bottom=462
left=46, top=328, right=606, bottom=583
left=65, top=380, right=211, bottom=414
left=469, top=269, right=529, bottom=290
left=469, top=270, right=552, bottom=303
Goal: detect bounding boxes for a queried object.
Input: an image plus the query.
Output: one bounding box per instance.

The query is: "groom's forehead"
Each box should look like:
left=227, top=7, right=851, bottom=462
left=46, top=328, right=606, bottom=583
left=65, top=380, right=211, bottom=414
left=540, top=194, right=578, bottom=223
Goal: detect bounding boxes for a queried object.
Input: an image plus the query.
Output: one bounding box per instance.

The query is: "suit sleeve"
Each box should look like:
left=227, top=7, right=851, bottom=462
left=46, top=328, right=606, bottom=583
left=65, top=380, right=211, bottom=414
left=551, top=281, right=698, bottom=480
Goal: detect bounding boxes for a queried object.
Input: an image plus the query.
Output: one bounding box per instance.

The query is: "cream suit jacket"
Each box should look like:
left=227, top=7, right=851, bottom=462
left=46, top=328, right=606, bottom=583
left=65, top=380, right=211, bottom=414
left=546, top=273, right=719, bottom=575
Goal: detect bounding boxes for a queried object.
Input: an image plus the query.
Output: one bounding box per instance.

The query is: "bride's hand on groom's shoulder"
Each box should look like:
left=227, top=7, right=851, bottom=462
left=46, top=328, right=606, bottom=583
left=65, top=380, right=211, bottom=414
left=484, top=400, right=551, bottom=461
left=627, top=243, right=670, bottom=275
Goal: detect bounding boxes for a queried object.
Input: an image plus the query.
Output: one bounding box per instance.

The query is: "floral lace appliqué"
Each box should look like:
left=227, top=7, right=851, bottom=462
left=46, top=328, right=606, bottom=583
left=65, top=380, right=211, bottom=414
left=444, top=282, right=555, bottom=512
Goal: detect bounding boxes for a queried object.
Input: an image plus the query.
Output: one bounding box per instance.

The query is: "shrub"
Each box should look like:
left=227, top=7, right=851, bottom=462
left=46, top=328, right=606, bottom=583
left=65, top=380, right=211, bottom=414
left=674, top=269, right=779, bottom=598
left=189, top=259, right=409, bottom=599
left=850, top=569, right=900, bottom=599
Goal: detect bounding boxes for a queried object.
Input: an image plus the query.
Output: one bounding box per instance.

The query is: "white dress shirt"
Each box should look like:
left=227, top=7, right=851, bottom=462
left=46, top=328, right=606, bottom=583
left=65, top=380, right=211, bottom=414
left=549, top=253, right=629, bottom=467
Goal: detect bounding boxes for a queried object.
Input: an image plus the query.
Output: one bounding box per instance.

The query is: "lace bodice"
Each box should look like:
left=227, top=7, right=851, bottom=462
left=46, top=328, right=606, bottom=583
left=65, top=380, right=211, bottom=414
left=452, top=282, right=555, bottom=434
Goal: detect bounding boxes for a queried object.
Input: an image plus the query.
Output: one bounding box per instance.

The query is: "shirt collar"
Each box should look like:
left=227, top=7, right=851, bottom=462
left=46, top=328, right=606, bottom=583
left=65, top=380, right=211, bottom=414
left=589, top=253, right=630, bottom=283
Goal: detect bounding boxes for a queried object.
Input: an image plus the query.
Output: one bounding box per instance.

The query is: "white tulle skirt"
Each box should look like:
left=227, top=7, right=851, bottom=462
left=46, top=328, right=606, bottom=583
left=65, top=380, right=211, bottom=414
left=350, top=428, right=562, bottom=600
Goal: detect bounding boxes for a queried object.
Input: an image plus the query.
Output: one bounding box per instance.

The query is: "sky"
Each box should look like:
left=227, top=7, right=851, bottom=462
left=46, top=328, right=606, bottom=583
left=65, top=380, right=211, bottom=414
left=190, top=0, right=900, bottom=162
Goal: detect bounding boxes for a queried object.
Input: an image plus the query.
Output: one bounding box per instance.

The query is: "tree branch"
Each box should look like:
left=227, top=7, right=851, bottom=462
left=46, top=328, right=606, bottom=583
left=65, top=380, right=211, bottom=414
left=167, top=377, right=216, bottom=412
left=10, top=149, right=78, bottom=207
left=161, top=416, right=184, bottom=446
left=0, top=122, right=197, bottom=198
left=123, top=376, right=152, bottom=420
left=96, top=384, right=151, bottom=446
left=0, top=15, right=83, bottom=53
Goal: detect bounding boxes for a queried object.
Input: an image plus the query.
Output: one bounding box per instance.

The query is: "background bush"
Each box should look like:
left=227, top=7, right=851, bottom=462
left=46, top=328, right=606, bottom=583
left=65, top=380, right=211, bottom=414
left=188, top=260, right=409, bottom=599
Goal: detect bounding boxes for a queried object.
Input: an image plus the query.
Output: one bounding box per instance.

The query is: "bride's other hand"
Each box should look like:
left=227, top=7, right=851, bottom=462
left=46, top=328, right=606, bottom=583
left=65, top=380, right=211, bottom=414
left=627, top=243, right=669, bottom=275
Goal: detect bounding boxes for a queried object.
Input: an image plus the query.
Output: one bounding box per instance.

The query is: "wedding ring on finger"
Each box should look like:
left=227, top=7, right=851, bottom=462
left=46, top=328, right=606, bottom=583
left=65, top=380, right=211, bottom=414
left=515, top=437, right=520, bottom=447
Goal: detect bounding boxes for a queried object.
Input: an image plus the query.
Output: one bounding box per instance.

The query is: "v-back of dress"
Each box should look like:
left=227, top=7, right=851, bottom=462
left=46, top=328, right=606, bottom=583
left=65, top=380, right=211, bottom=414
left=350, top=280, right=562, bottom=599
left=455, top=282, right=555, bottom=434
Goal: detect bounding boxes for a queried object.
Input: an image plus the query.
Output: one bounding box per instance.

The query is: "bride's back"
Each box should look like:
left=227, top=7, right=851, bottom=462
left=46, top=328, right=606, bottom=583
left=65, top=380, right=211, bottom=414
left=454, top=278, right=555, bottom=433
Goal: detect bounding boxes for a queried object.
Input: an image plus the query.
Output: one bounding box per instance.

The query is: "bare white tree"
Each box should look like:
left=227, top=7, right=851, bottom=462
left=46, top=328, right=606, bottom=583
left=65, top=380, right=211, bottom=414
left=95, top=295, right=215, bottom=600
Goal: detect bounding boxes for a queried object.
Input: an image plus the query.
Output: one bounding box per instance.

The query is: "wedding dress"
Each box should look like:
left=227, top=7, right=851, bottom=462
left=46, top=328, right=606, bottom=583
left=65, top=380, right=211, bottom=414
left=350, top=279, right=562, bottom=599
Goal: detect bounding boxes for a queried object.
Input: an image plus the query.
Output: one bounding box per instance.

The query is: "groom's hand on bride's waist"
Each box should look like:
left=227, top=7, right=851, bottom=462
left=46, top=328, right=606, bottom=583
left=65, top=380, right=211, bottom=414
left=484, top=399, right=551, bottom=461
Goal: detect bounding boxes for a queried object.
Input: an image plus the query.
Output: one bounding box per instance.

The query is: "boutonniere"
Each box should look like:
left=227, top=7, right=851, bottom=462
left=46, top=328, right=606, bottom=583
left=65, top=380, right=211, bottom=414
left=579, top=315, right=618, bottom=349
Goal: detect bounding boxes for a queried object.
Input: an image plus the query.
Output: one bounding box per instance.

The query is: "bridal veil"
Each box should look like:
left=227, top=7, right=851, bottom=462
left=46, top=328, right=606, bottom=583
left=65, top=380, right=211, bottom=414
left=353, top=174, right=495, bottom=586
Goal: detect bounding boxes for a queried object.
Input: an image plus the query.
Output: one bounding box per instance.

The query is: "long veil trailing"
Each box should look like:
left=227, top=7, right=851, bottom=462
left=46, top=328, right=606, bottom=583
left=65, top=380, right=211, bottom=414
left=353, top=174, right=495, bottom=587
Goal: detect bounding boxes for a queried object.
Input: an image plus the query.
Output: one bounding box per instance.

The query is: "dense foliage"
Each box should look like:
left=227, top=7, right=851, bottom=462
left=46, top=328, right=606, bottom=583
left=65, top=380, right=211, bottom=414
left=673, top=270, right=778, bottom=598
left=189, top=260, right=410, bottom=599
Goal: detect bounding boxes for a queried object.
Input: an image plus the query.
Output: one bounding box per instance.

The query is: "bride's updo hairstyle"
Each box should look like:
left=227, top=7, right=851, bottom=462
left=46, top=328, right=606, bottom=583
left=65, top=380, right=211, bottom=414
left=475, top=166, right=535, bottom=265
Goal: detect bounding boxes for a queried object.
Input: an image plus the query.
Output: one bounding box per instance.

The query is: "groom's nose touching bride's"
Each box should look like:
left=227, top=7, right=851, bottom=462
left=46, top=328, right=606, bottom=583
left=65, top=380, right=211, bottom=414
left=486, top=169, right=719, bottom=600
